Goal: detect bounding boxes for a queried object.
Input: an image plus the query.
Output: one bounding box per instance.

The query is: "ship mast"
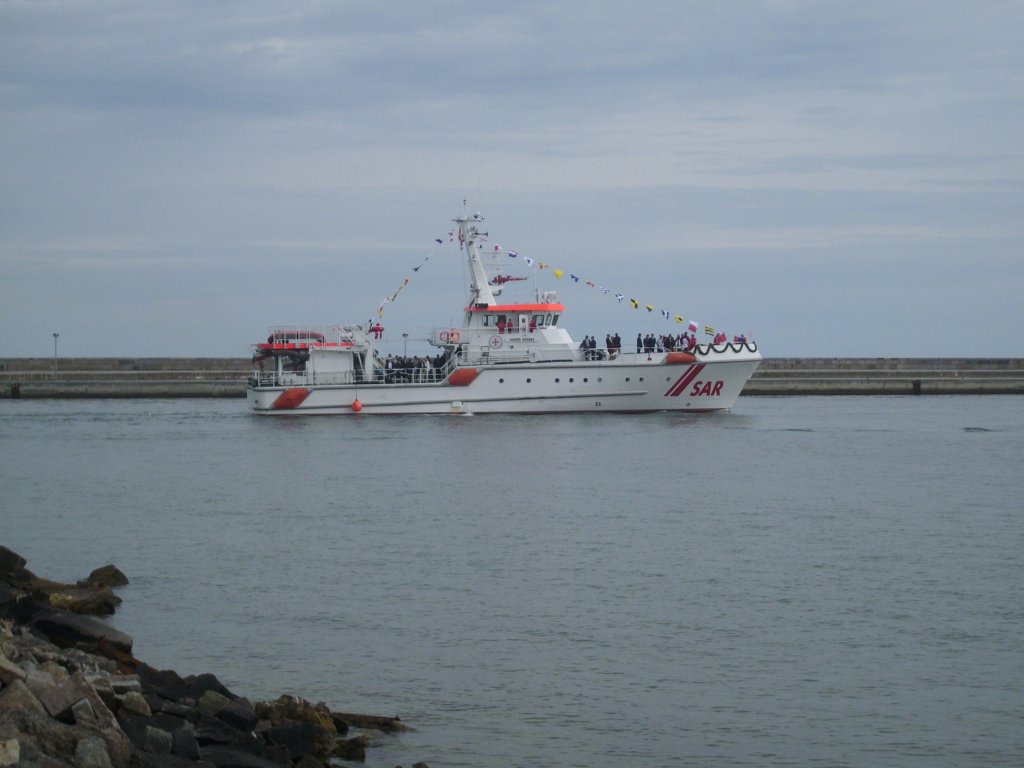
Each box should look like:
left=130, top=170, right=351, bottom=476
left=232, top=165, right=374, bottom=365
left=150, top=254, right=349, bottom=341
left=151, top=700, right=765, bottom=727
left=456, top=211, right=497, bottom=308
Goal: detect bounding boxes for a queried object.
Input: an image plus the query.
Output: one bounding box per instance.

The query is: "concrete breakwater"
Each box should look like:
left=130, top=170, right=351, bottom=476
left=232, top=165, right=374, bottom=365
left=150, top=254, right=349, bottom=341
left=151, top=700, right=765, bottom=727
left=745, top=357, right=1024, bottom=395
left=2, top=357, right=1023, bottom=398
left=0, top=545, right=423, bottom=768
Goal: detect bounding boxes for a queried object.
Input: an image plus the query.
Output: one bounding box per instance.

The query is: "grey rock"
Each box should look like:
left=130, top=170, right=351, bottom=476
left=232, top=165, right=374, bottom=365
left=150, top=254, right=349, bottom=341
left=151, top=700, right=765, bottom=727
left=80, top=566, right=129, bottom=589
left=71, top=698, right=97, bottom=727
left=149, top=699, right=193, bottom=721
left=0, top=678, right=47, bottom=715
left=171, top=727, right=200, bottom=761
left=144, top=726, right=173, bottom=755
left=197, top=690, right=229, bottom=719
left=150, top=713, right=189, bottom=734
left=331, top=734, right=367, bottom=762
left=0, top=656, right=26, bottom=685
left=216, top=698, right=258, bottom=732
left=0, top=546, right=27, bottom=578
left=109, top=676, right=141, bottom=696
left=74, top=736, right=113, bottom=768
left=117, top=691, right=152, bottom=718
left=183, top=673, right=235, bottom=702
left=39, top=660, right=69, bottom=684
left=21, top=604, right=133, bottom=656
left=262, top=721, right=321, bottom=761
left=25, top=668, right=57, bottom=699
left=0, top=738, right=20, bottom=768
left=37, top=677, right=93, bottom=721
left=116, top=712, right=153, bottom=751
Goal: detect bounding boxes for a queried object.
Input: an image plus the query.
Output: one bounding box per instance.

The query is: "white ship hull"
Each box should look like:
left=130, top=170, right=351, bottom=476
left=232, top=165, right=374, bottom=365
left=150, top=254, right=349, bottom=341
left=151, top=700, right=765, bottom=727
left=247, top=347, right=760, bottom=415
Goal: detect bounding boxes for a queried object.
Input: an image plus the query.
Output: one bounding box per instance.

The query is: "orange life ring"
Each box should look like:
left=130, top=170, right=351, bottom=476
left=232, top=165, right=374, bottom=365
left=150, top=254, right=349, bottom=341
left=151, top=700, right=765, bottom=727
left=449, top=329, right=461, bottom=343
left=439, top=330, right=449, bottom=342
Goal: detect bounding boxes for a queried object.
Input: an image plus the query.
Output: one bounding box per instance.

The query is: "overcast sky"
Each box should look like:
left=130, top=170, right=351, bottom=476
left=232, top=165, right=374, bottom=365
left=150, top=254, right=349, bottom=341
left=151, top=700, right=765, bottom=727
left=2, top=0, right=1022, bottom=359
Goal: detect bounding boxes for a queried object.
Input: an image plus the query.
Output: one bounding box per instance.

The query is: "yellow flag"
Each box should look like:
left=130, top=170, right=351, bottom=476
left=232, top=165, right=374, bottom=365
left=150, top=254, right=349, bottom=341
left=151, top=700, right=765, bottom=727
left=554, top=268, right=564, bottom=279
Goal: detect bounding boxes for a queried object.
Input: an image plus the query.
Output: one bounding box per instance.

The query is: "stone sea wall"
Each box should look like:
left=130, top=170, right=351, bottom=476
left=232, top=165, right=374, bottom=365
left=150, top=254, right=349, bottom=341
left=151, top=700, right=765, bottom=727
left=0, top=546, right=425, bottom=768
left=1, top=357, right=1023, bottom=397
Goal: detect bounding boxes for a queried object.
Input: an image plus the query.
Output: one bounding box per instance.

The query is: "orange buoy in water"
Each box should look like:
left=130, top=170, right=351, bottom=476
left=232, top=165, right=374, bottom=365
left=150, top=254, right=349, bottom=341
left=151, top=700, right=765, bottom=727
left=351, top=399, right=363, bottom=412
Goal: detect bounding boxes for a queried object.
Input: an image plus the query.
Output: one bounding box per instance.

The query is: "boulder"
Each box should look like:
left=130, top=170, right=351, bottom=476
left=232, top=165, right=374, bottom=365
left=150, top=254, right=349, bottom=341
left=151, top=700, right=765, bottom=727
left=148, top=698, right=194, bottom=721
left=15, top=602, right=133, bottom=657
left=0, top=656, right=26, bottom=686
left=0, top=706, right=78, bottom=764
left=333, top=711, right=410, bottom=733
left=35, top=677, right=94, bottom=721
left=75, top=735, right=114, bottom=768
left=0, top=547, right=27, bottom=578
left=109, top=675, right=142, bottom=696
left=170, top=725, right=200, bottom=761
left=71, top=698, right=98, bottom=728
left=135, top=664, right=188, bottom=701
left=0, top=738, right=19, bottom=768
left=117, top=690, right=152, bottom=718
left=116, top=712, right=155, bottom=752
left=46, top=586, right=122, bottom=616
left=0, top=549, right=125, bottom=617
left=194, top=714, right=261, bottom=753
left=216, top=698, right=258, bottom=733
left=198, top=690, right=230, bottom=718
left=80, top=566, right=129, bottom=589
left=0, top=586, right=20, bottom=620
left=143, top=726, right=174, bottom=755
left=331, top=734, right=367, bottom=762
left=254, top=696, right=335, bottom=734
left=261, top=721, right=324, bottom=761
left=184, top=673, right=236, bottom=701
left=0, top=679, right=47, bottom=715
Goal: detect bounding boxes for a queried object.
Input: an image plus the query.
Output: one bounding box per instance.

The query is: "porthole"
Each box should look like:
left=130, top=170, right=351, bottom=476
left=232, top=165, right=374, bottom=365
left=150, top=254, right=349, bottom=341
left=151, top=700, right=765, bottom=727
left=555, top=378, right=560, bottom=383
left=499, top=378, right=504, bottom=383
left=583, top=378, right=588, bottom=383
left=597, top=377, right=603, bottom=382
left=639, top=377, right=645, bottom=382
left=569, top=378, right=574, bottom=383
left=526, top=378, right=531, bottom=383
left=625, top=377, right=630, bottom=382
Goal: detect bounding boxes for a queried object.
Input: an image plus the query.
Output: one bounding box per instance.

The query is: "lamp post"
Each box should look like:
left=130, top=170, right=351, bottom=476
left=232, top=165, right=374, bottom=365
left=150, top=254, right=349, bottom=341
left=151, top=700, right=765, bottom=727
left=53, top=332, right=59, bottom=380
left=402, top=333, right=409, bottom=357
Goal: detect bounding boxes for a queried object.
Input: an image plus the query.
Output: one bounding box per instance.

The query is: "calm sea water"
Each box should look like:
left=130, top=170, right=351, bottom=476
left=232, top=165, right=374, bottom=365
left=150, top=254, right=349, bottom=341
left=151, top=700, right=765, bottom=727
left=2, top=396, right=1022, bottom=767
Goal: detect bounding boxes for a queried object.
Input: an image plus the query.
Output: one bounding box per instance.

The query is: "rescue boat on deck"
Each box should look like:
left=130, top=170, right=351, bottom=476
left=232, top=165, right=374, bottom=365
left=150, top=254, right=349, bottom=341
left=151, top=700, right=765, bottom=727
left=246, top=211, right=761, bottom=414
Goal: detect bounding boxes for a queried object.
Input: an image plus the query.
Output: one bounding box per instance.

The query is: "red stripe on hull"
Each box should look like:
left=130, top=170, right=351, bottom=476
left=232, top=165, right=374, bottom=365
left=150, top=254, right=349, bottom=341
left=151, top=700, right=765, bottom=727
left=665, top=363, right=705, bottom=397
left=272, top=387, right=311, bottom=409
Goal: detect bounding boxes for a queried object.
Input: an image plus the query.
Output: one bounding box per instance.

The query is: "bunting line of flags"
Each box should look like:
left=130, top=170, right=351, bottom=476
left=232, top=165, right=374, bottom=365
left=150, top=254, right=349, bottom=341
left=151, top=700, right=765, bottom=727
left=373, top=231, right=746, bottom=340
left=375, top=249, right=435, bottom=319
left=495, top=244, right=729, bottom=336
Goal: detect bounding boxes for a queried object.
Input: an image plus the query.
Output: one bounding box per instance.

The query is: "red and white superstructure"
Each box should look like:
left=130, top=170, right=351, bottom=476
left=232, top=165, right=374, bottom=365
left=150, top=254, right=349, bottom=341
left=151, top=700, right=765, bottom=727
left=247, top=211, right=761, bottom=415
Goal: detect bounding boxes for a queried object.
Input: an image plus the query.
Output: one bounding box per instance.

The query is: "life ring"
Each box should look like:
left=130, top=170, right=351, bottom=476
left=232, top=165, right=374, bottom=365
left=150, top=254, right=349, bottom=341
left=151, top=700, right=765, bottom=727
left=448, top=329, right=461, bottom=343
left=439, top=330, right=449, bottom=342
left=489, top=335, right=503, bottom=349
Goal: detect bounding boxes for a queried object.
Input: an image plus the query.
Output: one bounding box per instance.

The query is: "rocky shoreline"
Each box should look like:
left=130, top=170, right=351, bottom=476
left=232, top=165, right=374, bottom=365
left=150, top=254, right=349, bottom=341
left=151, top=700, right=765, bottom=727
left=0, top=546, right=426, bottom=768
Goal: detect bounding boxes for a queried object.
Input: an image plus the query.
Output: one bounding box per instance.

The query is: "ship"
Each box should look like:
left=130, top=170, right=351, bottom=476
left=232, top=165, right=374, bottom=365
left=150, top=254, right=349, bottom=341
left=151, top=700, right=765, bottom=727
left=247, top=210, right=762, bottom=414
